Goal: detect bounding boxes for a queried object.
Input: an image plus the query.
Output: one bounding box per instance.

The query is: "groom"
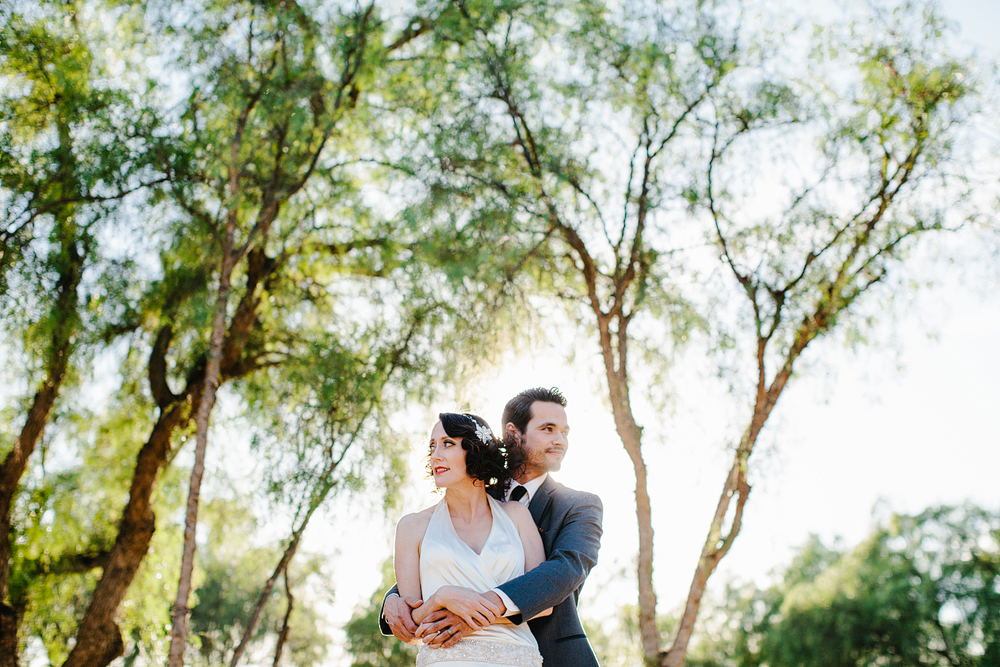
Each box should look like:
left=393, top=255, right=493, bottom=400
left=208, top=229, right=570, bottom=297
left=380, top=387, right=604, bottom=667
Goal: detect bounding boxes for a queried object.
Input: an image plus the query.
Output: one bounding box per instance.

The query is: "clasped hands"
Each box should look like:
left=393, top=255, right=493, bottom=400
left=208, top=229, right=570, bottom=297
left=385, top=586, right=505, bottom=648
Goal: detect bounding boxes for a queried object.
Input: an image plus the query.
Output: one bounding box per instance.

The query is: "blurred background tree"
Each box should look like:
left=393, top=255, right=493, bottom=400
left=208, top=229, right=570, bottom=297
left=342, top=560, right=417, bottom=667
left=0, top=0, right=996, bottom=665
left=685, top=504, right=999, bottom=667
left=0, top=0, right=167, bottom=661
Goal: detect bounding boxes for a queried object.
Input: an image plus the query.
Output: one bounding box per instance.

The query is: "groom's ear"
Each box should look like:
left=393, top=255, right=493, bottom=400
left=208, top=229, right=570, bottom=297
left=505, top=422, right=521, bottom=445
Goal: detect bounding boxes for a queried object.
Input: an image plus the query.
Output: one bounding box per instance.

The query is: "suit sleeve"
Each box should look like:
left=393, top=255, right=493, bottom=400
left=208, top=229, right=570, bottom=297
left=497, top=492, right=603, bottom=624
left=378, top=583, right=399, bottom=636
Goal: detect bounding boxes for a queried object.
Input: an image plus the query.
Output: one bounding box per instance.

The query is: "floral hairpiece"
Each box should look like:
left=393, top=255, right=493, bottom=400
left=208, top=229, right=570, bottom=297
left=474, top=422, right=494, bottom=444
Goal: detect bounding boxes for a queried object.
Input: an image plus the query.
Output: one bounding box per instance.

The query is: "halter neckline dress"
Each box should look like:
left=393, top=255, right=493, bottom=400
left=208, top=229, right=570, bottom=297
left=416, top=495, right=543, bottom=667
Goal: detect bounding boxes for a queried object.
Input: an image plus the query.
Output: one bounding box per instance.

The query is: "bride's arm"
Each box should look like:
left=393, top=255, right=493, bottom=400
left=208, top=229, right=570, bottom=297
left=393, top=513, right=426, bottom=642
left=424, top=504, right=551, bottom=637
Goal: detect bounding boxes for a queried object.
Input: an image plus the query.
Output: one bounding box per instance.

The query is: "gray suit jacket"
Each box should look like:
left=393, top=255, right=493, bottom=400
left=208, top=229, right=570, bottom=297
left=380, top=476, right=603, bottom=667
left=497, top=476, right=603, bottom=667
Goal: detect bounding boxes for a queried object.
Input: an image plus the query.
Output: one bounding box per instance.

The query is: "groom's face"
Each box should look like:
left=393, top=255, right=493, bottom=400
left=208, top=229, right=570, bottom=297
left=516, top=401, right=570, bottom=479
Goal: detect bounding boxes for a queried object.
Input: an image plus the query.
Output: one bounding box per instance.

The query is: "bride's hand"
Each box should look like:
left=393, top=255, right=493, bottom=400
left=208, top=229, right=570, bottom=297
left=425, top=586, right=501, bottom=630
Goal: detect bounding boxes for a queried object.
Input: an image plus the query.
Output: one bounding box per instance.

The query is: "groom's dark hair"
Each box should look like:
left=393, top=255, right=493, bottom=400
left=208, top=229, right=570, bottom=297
left=502, top=387, right=567, bottom=436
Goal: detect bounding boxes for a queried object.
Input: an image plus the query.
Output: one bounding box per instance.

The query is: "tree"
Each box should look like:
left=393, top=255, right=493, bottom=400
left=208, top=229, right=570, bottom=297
left=693, top=504, right=1000, bottom=667
left=382, top=1, right=729, bottom=662
left=388, top=2, right=992, bottom=665
left=43, top=0, right=506, bottom=663
left=678, top=6, right=985, bottom=665
left=160, top=1, right=386, bottom=660
left=343, top=560, right=418, bottom=667
left=0, top=2, right=164, bottom=661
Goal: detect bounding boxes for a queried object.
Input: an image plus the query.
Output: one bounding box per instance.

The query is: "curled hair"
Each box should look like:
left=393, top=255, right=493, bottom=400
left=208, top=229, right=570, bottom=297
left=501, top=387, right=567, bottom=437
left=431, top=413, right=526, bottom=495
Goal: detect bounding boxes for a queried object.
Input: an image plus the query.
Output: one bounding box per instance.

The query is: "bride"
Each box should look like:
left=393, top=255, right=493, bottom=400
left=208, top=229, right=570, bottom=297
left=393, top=413, right=549, bottom=667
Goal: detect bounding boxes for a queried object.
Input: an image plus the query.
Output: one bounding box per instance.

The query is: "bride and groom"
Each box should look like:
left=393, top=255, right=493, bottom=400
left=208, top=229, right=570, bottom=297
left=380, top=387, right=604, bottom=667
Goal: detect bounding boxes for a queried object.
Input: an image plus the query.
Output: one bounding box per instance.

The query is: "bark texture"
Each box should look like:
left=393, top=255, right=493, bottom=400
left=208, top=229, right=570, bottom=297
left=167, top=249, right=236, bottom=667
left=0, top=600, right=25, bottom=667
left=62, top=391, right=192, bottom=667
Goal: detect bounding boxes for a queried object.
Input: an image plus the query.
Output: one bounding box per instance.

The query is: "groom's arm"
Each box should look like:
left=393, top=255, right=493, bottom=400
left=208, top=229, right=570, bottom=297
left=378, top=585, right=400, bottom=636
left=497, top=491, right=603, bottom=624
left=381, top=584, right=429, bottom=644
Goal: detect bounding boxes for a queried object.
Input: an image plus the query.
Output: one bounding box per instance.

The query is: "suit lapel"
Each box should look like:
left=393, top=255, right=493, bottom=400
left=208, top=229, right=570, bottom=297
left=528, top=475, right=555, bottom=528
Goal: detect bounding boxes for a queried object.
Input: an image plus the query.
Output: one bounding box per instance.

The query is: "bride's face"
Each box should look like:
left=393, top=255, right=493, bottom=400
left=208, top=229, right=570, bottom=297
left=428, top=420, right=468, bottom=488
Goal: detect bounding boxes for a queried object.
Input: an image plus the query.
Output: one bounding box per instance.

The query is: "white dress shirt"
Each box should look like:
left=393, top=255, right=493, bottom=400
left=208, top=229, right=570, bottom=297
left=505, top=473, right=548, bottom=506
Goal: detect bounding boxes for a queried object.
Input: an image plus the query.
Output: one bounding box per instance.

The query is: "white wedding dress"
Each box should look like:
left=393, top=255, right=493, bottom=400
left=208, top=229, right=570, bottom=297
left=416, top=495, right=543, bottom=667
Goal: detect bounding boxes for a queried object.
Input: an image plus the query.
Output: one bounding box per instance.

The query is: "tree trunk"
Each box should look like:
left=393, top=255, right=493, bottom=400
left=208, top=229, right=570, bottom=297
left=606, top=389, right=657, bottom=664
left=167, top=247, right=237, bottom=667
left=62, top=395, right=193, bottom=667
left=0, top=325, right=73, bottom=591
left=0, top=212, right=83, bottom=663
left=272, top=572, right=294, bottom=667
left=594, top=318, right=661, bottom=665
left=0, top=600, right=25, bottom=667
left=661, top=360, right=788, bottom=667
left=662, top=445, right=751, bottom=667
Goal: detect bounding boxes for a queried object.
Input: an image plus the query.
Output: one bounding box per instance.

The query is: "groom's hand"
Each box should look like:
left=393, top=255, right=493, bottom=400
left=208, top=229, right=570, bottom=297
left=384, top=593, right=422, bottom=644
left=416, top=611, right=474, bottom=648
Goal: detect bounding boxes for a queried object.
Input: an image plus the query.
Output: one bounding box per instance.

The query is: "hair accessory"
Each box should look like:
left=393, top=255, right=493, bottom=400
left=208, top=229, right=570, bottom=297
left=474, top=422, right=494, bottom=444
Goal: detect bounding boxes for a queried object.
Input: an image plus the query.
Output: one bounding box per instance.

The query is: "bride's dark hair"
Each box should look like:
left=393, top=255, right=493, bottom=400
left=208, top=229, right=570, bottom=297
left=435, top=412, right=526, bottom=495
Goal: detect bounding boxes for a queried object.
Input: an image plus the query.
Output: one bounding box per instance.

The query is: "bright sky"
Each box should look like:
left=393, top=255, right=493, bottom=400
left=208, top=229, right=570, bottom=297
left=308, top=3, right=1000, bottom=665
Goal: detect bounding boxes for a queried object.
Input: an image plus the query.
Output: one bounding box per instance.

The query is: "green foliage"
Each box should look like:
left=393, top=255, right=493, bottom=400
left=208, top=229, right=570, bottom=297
left=691, top=505, right=1000, bottom=667
left=703, top=0, right=980, bottom=381
left=4, top=0, right=450, bottom=662
left=375, top=0, right=736, bottom=386
left=343, top=559, right=418, bottom=667
left=8, top=387, right=176, bottom=660
left=184, top=499, right=330, bottom=667
left=0, top=0, right=166, bottom=469
left=0, top=0, right=162, bottom=296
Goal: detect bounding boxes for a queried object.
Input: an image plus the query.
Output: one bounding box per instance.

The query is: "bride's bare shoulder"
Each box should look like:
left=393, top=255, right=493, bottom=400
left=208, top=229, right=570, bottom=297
left=500, top=498, right=532, bottom=524
left=395, top=505, right=436, bottom=533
